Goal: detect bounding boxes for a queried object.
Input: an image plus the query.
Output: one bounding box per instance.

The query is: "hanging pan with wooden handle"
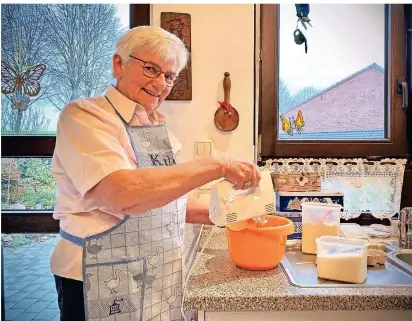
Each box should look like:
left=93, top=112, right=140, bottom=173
left=214, top=72, right=239, bottom=132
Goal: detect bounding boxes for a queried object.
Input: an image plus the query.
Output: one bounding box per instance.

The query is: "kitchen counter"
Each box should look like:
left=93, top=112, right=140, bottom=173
left=183, top=228, right=412, bottom=312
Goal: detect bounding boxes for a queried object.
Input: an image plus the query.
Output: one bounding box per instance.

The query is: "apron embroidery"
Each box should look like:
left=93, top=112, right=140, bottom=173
left=59, top=97, right=187, bottom=321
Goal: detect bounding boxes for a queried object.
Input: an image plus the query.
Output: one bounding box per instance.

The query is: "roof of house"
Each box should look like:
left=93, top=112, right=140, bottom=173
left=287, top=63, right=385, bottom=112
left=278, top=129, right=385, bottom=140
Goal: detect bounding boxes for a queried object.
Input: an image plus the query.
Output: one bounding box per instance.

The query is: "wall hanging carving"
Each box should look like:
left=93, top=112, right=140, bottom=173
left=161, top=12, right=192, bottom=101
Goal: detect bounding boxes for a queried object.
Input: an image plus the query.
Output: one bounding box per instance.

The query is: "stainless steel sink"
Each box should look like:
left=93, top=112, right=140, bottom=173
left=387, top=249, right=412, bottom=278
left=395, top=251, right=412, bottom=266
left=281, top=240, right=412, bottom=288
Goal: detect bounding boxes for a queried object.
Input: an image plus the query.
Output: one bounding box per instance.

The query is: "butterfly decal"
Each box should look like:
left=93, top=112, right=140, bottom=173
left=1, top=61, right=46, bottom=97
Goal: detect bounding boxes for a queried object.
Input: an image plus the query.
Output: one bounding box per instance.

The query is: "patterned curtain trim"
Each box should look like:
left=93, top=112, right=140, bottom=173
left=261, top=158, right=407, bottom=220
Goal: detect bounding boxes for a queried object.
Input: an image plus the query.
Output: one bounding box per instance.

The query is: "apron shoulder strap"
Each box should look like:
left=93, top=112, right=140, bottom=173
left=105, top=95, right=129, bottom=125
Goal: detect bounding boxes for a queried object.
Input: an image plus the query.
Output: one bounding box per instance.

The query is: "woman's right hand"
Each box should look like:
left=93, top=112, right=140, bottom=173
left=217, top=156, right=262, bottom=190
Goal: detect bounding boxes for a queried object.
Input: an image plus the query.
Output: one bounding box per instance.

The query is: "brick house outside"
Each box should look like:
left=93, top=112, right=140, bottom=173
left=279, top=63, right=385, bottom=140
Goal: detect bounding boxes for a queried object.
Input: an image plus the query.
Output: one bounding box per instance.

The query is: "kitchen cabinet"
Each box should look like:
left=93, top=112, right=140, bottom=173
left=196, top=310, right=412, bottom=321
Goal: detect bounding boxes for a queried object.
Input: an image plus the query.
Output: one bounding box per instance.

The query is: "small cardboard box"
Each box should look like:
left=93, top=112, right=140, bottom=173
left=271, top=173, right=321, bottom=192
left=276, top=211, right=303, bottom=239
left=274, top=190, right=344, bottom=239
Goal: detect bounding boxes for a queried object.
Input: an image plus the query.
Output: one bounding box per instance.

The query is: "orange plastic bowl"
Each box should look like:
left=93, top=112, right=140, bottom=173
left=225, top=215, right=294, bottom=271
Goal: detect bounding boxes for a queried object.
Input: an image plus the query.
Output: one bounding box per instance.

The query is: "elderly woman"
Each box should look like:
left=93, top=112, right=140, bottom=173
left=50, top=26, right=261, bottom=321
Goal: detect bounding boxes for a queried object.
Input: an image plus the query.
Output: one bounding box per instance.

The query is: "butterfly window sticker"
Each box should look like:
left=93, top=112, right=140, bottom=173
left=280, top=110, right=305, bottom=136
left=1, top=61, right=46, bottom=111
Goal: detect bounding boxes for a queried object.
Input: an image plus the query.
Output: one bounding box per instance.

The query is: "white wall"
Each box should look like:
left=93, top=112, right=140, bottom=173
left=151, top=4, right=256, bottom=164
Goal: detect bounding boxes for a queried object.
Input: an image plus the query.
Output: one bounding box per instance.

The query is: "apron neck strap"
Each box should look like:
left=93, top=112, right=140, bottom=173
left=105, top=95, right=129, bottom=126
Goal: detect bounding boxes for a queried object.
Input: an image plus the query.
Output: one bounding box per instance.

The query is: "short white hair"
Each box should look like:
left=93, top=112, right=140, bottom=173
left=114, top=26, right=189, bottom=74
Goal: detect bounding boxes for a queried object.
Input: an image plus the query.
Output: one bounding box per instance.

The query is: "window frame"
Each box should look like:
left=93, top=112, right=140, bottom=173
left=1, top=3, right=150, bottom=234
left=259, top=4, right=408, bottom=158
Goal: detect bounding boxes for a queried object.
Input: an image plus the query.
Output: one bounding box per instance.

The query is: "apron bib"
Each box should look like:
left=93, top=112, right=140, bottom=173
left=60, top=98, right=187, bottom=321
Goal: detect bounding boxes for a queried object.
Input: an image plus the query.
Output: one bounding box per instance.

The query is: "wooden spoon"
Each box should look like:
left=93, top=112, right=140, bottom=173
left=214, top=72, right=239, bottom=132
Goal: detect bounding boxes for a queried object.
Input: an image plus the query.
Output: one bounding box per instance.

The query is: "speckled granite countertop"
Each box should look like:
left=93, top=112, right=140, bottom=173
left=183, top=228, right=412, bottom=312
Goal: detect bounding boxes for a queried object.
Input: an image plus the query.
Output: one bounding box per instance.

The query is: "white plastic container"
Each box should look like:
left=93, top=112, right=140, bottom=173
left=315, top=236, right=368, bottom=284
left=301, top=202, right=341, bottom=254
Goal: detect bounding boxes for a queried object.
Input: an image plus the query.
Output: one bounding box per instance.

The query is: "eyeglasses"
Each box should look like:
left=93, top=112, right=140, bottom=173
left=129, top=55, right=177, bottom=87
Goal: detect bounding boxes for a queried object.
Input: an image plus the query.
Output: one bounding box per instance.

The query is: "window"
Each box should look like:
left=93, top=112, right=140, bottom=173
left=360, top=92, right=366, bottom=104
left=1, top=4, right=149, bottom=319
left=1, top=4, right=130, bottom=136
left=370, top=90, right=376, bottom=102
left=259, top=4, right=408, bottom=157
left=1, top=3, right=150, bottom=232
left=2, top=158, right=56, bottom=211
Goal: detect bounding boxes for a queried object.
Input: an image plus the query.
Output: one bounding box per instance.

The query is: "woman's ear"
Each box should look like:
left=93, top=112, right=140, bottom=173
left=112, top=54, right=124, bottom=79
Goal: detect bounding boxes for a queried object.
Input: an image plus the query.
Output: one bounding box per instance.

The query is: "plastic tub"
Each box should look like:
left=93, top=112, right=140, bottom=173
left=301, top=202, right=342, bottom=254
left=225, top=215, right=294, bottom=271
left=315, top=236, right=368, bottom=284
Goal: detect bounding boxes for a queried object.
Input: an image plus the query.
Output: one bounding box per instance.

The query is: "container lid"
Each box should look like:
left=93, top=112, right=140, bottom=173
left=315, top=236, right=368, bottom=247
left=316, top=236, right=368, bottom=255
left=340, top=223, right=369, bottom=239
left=301, top=202, right=342, bottom=209
left=276, top=190, right=343, bottom=196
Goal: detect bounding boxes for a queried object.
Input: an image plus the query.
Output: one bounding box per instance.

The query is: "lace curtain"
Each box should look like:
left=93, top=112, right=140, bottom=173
left=263, top=158, right=407, bottom=220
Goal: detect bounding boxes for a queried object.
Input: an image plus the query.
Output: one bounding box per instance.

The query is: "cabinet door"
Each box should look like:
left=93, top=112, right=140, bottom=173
left=205, top=311, right=412, bottom=321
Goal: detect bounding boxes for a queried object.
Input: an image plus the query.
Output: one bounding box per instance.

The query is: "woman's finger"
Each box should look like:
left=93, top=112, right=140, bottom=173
left=249, top=167, right=258, bottom=187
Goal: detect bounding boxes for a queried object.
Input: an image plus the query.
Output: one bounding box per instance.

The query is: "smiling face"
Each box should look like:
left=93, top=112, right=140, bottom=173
left=113, top=49, right=179, bottom=113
